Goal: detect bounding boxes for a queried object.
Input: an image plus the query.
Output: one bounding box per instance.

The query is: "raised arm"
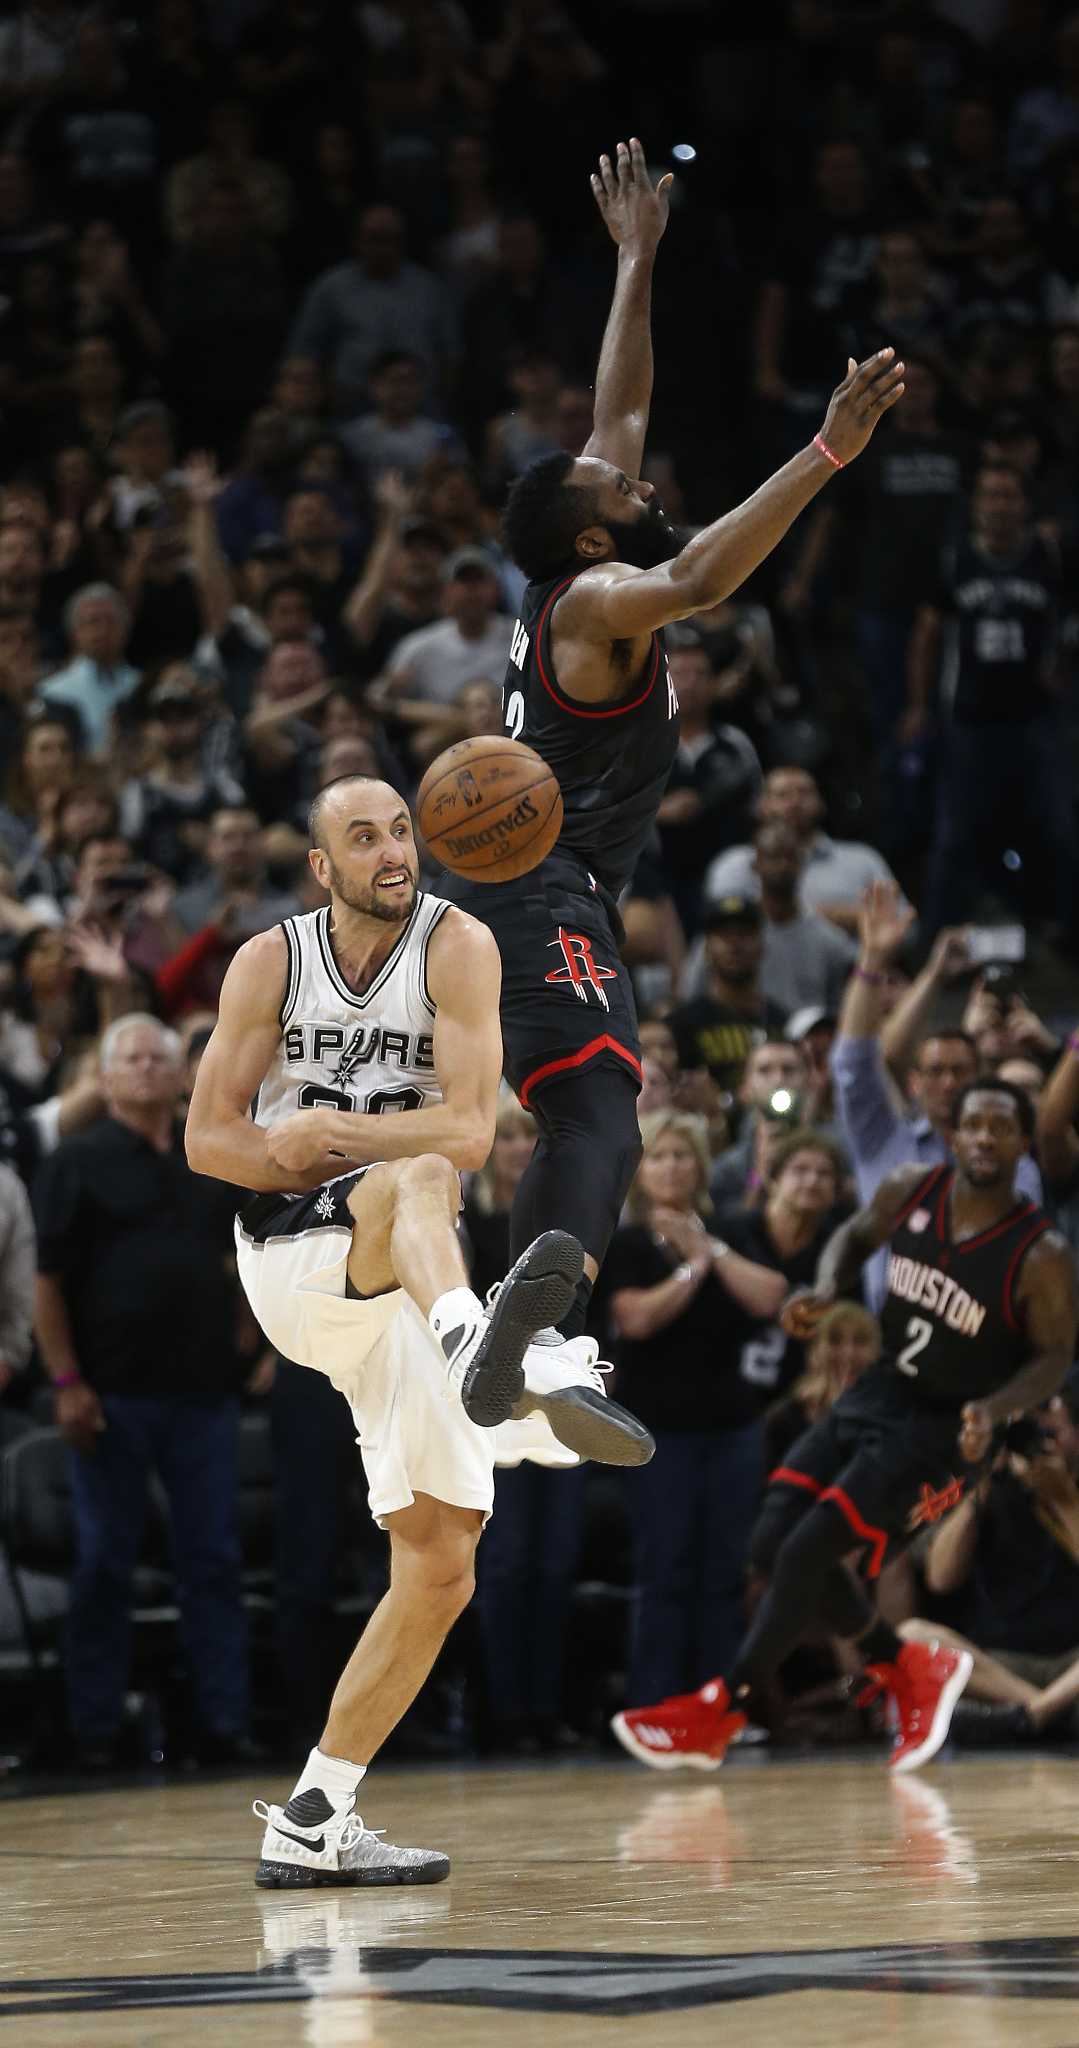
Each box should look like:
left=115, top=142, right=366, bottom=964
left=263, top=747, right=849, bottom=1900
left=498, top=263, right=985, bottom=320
left=185, top=928, right=343, bottom=1192
left=263, top=911, right=502, bottom=1180
left=584, top=137, right=672, bottom=476
left=562, top=351, right=906, bottom=642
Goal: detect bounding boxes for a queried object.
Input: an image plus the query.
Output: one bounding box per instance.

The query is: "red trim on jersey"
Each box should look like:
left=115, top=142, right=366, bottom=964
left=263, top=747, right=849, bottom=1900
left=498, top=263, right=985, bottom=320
left=534, top=577, right=662, bottom=720
left=769, top=1466, right=823, bottom=1496
left=893, top=1164, right=949, bottom=1232
left=517, top=1033, right=643, bottom=1107
left=819, top=1486, right=889, bottom=1578
left=1002, top=1217, right=1052, bottom=1331
left=935, top=1171, right=952, bottom=1241
left=954, top=1198, right=1036, bottom=1257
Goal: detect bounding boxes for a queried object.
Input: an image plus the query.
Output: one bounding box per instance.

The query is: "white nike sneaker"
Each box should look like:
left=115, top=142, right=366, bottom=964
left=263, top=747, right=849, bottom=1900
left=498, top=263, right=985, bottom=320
left=440, top=1229, right=584, bottom=1428
left=253, top=1788, right=450, bottom=1889
left=511, top=1332, right=655, bottom=1468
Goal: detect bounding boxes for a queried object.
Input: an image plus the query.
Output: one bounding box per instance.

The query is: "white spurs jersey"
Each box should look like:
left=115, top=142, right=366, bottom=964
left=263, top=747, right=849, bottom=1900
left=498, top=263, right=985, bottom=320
left=254, top=896, right=452, bottom=1134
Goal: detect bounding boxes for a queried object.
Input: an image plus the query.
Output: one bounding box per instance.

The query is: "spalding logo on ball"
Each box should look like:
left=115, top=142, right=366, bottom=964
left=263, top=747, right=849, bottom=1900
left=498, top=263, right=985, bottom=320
left=416, top=736, right=562, bottom=882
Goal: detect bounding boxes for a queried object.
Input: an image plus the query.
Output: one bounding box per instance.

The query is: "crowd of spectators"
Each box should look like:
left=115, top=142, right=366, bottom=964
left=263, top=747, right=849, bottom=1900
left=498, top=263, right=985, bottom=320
left=3, top=0, right=1079, bottom=1769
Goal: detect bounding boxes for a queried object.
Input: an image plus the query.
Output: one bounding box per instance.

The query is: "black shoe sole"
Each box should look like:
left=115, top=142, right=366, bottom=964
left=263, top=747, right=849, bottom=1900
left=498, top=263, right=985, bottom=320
left=255, top=1856, right=450, bottom=1888
left=461, top=1230, right=583, bottom=1428
left=518, top=1385, right=656, bottom=1467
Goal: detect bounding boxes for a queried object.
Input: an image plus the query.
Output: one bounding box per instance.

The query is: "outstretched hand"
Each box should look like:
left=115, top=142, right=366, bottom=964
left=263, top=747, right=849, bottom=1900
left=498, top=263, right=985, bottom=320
left=591, top=137, right=672, bottom=255
left=819, top=350, right=906, bottom=465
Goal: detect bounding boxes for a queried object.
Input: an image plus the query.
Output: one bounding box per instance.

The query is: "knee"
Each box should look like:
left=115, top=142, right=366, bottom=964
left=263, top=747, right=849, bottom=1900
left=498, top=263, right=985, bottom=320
left=392, top=1153, right=460, bottom=1215
left=393, top=1532, right=478, bottom=1620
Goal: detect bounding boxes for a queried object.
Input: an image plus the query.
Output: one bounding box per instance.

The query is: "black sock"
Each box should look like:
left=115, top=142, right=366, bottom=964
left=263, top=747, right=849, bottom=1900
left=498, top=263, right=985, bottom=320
left=561, top=1274, right=593, bottom=1341
left=858, top=1619, right=903, bottom=1667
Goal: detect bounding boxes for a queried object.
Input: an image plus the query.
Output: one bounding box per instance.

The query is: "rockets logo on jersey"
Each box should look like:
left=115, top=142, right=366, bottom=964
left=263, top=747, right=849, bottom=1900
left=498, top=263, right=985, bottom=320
left=544, top=928, right=618, bottom=1010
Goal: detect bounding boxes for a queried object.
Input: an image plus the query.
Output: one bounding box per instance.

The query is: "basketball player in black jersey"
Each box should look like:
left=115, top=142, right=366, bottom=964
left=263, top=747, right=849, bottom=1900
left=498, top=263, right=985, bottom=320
left=449, top=137, right=907, bottom=1338
left=614, top=1081, right=1077, bottom=1773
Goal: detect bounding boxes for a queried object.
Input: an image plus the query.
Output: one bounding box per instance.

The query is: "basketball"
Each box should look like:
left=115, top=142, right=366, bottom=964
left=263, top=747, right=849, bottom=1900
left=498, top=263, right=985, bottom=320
left=416, top=736, right=562, bottom=882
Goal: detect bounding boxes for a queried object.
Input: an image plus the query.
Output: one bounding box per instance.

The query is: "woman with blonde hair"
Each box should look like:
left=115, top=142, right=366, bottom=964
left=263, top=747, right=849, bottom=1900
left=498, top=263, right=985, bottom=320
left=602, top=1110, right=798, bottom=1704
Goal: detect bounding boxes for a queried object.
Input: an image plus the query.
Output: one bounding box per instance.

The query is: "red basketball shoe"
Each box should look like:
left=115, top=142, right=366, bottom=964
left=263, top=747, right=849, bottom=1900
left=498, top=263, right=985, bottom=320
left=611, top=1679, right=746, bottom=1772
left=867, top=1640, right=973, bottom=1773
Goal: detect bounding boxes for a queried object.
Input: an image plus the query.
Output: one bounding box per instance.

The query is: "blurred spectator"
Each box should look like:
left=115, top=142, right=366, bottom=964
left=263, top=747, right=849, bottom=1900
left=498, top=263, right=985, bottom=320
left=171, top=802, right=300, bottom=941
left=70, top=218, right=164, bottom=373
left=290, top=203, right=456, bottom=415
left=437, top=131, right=501, bottom=293
left=32, top=1012, right=252, bottom=1767
left=831, top=882, right=1041, bottom=1305
left=484, top=347, right=563, bottom=494
left=1035, top=1031, right=1079, bottom=1257
left=291, top=120, right=370, bottom=281
left=670, top=898, right=785, bottom=1095
left=340, top=349, right=462, bottom=485
left=241, top=641, right=327, bottom=822
left=162, top=174, right=288, bottom=454
left=165, top=97, right=294, bottom=249
left=783, top=361, right=963, bottom=757
left=748, top=821, right=857, bottom=1015
left=755, top=138, right=878, bottom=458
left=764, top=1301, right=880, bottom=1470
left=214, top=408, right=294, bottom=566
left=907, top=464, right=1076, bottom=938
left=0, top=1158, right=34, bottom=1396
left=1009, top=13, right=1079, bottom=181
left=0, top=9, right=85, bottom=110
left=705, top=768, right=906, bottom=937
left=119, top=668, right=245, bottom=883
left=602, top=1111, right=790, bottom=1699
left=915, top=1392, right=1079, bottom=1744
left=463, top=1096, right=586, bottom=1755
left=708, top=1037, right=811, bottom=1211
left=656, top=629, right=761, bottom=930
left=950, top=195, right=1049, bottom=344
left=40, top=584, right=139, bottom=754
left=460, top=215, right=586, bottom=437
left=380, top=546, right=512, bottom=710
left=343, top=472, right=446, bottom=677
left=107, top=402, right=175, bottom=533
left=715, top=1129, right=852, bottom=1409
left=29, top=18, right=160, bottom=255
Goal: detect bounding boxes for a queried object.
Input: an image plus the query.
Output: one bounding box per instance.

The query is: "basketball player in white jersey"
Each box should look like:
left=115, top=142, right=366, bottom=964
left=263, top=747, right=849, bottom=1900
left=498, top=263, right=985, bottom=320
left=186, top=773, right=650, bottom=1887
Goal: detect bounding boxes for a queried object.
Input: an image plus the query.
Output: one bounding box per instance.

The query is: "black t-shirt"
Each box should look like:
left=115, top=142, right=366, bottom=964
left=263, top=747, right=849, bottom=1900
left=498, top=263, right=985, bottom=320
left=668, top=996, right=786, bottom=1094
left=948, top=1469, right=1079, bottom=1655
left=835, top=428, right=964, bottom=611
left=769, top=212, right=879, bottom=389
left=33, top=1116, right=243, bottom=1396
left=716, top=1204, right=851, bottom=1402
left=930, top=532, right=1060, bottom=724
left=597, top=1223, right=763, bottom=1433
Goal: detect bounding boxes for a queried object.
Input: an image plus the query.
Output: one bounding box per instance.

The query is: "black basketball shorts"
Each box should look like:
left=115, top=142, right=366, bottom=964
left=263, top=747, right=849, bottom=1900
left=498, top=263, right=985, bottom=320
left=448, top=853, right=642, bottom=1106
left=763, top=1369, right=971, bottom=1579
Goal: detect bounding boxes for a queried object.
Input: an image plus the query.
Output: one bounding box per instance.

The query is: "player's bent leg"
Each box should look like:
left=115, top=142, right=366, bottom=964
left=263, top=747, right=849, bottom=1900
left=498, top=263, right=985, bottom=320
left=345, top=1158, right=584, bottom=1430
left=254, top=1494, right=482, bottom=1890
left=510, top=1066, right=643, bottom=1328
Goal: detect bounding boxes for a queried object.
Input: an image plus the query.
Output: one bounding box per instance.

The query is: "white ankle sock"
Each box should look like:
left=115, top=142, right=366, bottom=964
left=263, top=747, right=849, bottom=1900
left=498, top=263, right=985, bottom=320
left=290, top=1745, right=366, bottom=1811
left=428, top=1287, right=482, bottom=1349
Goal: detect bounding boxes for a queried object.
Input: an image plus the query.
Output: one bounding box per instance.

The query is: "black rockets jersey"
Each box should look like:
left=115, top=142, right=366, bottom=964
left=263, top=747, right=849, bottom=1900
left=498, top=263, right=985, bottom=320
left=502, top=571, right=680, bottom=898
left=879, top=1165, right=1051, bottom=1406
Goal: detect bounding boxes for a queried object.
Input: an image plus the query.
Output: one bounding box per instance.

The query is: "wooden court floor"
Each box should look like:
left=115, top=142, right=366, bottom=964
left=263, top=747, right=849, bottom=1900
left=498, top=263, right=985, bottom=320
left=4, top=1752, right=1079, bottom=2046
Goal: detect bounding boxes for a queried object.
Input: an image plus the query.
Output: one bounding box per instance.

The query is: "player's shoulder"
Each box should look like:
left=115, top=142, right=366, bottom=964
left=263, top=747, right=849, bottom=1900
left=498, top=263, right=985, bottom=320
left=426, top=900, right=500, bottom=979
left=1018, top=1223, right=1073, bottom=1277
left=221, top=924, right=289, bottom=1006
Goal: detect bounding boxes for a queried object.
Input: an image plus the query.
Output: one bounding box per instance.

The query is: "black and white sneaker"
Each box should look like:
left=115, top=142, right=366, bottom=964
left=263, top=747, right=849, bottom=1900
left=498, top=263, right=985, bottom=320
left=442, top=1230, right=584, bottom=1428
left=513, top=1333, right=655, bottom=1467
left=253, top=1787, right=449, bottom=1889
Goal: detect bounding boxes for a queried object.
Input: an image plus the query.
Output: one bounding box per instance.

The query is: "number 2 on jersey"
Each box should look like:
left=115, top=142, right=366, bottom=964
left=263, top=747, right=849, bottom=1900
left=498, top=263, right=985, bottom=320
left=504, top=688, right=524, bottom=740
left=897, top=1315, right=932, bottom=1376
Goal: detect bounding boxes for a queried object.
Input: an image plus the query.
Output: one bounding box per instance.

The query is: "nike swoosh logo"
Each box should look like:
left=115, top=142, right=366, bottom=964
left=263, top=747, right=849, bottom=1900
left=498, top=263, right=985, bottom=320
left=274, top=1825, right=326, bottom=1853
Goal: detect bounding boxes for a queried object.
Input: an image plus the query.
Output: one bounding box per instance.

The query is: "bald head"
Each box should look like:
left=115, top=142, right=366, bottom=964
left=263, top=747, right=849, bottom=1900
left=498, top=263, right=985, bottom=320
left=307, top=774, right=420, bottom=926
left=308, top=774, right=396, bottom=851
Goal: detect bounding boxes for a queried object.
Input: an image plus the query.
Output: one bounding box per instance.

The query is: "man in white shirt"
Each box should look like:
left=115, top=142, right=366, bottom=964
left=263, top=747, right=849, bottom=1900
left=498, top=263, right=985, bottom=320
left=383, top=548, right=513, bottom=708
left=704, top=765, right=904, bottom=934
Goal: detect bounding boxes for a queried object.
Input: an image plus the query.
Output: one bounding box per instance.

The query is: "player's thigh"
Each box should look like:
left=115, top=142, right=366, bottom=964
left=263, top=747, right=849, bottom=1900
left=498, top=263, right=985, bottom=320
left=343, top=1161, right=408, bottom=1298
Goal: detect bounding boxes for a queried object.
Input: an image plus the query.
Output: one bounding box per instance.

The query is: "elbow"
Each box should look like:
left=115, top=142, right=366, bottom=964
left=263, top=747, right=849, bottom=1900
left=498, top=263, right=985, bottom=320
left=184, top=1121, right=209, bottom=1173
left=454, top=1118, right=495, bottom=1174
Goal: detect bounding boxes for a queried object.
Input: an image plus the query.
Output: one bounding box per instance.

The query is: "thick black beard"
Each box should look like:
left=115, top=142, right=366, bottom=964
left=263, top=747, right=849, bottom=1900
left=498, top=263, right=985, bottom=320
left=605, top=500, right=682, bottom=570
